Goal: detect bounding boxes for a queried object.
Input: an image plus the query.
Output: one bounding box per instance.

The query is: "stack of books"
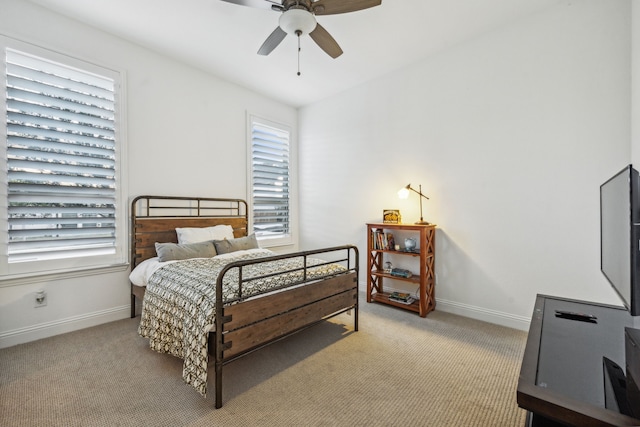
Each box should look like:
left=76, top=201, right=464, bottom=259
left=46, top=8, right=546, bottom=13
left=389, top=292, right=415, bottom=305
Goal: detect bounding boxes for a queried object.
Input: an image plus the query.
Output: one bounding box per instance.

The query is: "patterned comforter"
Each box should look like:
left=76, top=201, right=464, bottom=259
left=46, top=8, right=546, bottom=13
left=138, top=248, right=346, bottom=397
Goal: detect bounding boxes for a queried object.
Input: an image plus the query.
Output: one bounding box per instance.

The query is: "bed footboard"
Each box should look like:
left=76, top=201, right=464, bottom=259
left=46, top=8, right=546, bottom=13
left=213, top=245, right=359, bottom=408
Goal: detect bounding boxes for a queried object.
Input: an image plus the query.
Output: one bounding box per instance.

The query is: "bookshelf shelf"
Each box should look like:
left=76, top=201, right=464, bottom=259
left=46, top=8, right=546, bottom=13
left=371, top=270, right=421, bottom=284
left=366, top=223, right=436, bottom=317
left=372, top=291, right=421, bottom=311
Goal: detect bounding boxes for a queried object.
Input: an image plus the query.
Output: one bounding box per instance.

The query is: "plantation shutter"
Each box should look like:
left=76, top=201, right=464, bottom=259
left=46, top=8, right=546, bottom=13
left=5, top=48, right=117, bottom=262
left=251, top=121, right=290, bottom=239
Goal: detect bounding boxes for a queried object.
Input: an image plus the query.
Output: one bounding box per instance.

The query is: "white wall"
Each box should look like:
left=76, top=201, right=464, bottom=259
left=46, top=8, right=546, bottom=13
left=631, top=0, right=640, bottom=331
left=633, top=0, right=640, bottom=166
left=0, top=0, right=633, bottom=346
left=299, top=0, right=632, bottom=330
left=0, top=0, right=296, bottom=347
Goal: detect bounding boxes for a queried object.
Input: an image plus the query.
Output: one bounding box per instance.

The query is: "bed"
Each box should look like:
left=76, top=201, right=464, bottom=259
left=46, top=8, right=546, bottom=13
left=129, top=195, right=359, bottom=408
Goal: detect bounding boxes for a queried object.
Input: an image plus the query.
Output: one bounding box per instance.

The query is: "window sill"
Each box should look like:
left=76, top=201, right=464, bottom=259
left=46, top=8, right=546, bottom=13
left=0, top=263, right=130, bottom=288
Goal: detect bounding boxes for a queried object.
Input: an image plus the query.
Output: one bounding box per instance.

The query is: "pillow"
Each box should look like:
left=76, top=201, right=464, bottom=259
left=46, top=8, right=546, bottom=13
left=155, top=241, right=217, bottom=262
left=213, top=234, right=259, bottom=255
left=176, top=225, right=234, bottom=244
left=129, top=257, right=160, bottom=287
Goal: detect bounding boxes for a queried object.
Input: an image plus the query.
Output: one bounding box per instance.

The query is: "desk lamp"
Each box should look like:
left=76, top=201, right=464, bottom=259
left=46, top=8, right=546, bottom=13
left=398, top=184, right=430, bottom=225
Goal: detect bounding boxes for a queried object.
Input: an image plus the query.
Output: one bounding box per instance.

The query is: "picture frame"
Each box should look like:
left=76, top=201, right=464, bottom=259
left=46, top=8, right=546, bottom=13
left=383, top=209, right=401, bottom=224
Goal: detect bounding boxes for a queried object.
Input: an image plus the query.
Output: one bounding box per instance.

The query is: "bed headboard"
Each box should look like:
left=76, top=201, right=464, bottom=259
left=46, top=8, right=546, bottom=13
left=130, top=195, right=248, bottom=268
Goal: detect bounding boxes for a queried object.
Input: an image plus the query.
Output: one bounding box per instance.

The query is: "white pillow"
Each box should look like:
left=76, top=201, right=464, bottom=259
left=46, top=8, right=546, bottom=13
left=129, top=257, right=162, bottom=287
left=176, top=225, right=234, bottom=244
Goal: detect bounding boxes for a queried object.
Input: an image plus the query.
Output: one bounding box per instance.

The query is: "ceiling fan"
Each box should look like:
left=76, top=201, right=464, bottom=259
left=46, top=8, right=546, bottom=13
left=220, top=0, right=382, bottom=60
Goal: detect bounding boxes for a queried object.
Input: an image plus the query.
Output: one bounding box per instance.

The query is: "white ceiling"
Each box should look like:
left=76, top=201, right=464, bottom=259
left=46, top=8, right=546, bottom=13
left=27, top=0, right=560, bottom=108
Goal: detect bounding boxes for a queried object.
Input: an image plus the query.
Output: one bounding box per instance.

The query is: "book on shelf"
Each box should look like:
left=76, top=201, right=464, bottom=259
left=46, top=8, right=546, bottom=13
left=371, top=230, right=396, bottom=250
left=390, top=297, right=415, bottom=305
left=390, top=291, right=411, bottom=301
left=389, top=292, right=415, bottom=305
left=386, top=233, right=395, bottom=250
left=390, top=268, right=413, bottom=278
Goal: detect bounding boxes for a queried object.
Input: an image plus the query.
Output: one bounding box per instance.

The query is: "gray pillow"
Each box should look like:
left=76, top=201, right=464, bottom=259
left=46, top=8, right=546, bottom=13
left=213, top=234, right=259, bottom=255
left=155, top=241, right=217, bottom=262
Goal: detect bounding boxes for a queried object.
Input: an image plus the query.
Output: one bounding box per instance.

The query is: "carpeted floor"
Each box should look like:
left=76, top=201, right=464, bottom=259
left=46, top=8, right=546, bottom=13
left=0, top=294, right=528, bottom=426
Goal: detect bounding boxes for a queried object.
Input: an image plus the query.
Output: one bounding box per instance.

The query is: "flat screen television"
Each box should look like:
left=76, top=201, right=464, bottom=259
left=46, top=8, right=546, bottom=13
left=600, top=164, right=640, bottom=316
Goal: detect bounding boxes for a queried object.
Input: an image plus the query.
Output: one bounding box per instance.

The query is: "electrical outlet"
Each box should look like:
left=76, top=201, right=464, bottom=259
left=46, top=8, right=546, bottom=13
left=34, top=290, right=47, bottom=308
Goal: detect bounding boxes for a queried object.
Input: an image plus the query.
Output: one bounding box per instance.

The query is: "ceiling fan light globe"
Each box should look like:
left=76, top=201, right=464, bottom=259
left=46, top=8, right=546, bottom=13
left=279, top=9, right=317, bottom=36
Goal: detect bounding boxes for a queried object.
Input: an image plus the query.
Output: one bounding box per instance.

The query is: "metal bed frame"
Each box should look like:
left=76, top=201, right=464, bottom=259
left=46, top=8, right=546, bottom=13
left=130, top=195, right=359, bottom=408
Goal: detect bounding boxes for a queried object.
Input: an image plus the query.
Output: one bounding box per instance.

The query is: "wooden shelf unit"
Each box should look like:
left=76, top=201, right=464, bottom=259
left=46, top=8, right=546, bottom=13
left=366, top=222, right=436, bottom=317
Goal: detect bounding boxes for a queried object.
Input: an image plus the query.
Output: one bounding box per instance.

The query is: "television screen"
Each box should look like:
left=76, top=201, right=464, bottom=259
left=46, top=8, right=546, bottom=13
left=600, top=165, right=640, bottom=316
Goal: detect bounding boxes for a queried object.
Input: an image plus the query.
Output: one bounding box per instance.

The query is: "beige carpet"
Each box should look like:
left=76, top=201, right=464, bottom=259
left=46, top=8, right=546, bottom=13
left=1, top=294, right=528, bottom=426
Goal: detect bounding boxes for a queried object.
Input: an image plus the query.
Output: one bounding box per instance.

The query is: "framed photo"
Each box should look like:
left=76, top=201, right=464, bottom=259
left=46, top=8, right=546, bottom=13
left=383, top=209, right=401, bottom=224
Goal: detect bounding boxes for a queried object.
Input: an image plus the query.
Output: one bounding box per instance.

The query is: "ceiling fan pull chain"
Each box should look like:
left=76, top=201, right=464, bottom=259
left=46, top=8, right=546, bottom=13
left=296, top=29, right=302, bottom=76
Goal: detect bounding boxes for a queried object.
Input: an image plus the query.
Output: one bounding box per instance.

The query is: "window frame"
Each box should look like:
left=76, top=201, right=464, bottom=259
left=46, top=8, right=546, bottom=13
left=247, top=113, right=296, bottom=249
left=0, top=35, right=128, bottom=282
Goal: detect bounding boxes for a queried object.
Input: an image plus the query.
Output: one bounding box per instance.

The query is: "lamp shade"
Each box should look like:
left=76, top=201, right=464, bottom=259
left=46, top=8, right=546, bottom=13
left=279, top=9, right=317, bottom=36
left=397, top=187, right=410, bottom=199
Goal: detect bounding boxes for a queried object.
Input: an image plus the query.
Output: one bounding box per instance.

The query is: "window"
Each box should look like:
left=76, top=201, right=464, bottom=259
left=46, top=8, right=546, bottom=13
left=1, top=37, right=127, bottom=279
left=249, top=116, right=292, bottom=246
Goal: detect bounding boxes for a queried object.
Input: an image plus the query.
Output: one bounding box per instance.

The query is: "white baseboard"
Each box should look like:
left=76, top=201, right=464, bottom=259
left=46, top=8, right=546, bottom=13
left=1, top=295, right=531, bottom=350
left=0, top=305, right=130, bottom=349
left=362, top=286, right=530, bottom=331
left=435, top=298, right=531, bottom=331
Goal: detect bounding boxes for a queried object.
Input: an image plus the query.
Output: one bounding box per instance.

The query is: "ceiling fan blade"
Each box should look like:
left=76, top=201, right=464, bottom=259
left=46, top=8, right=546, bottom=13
left=309, top=23, right=343, bottom=58
left=257, top=26, right=287, bottom=55
left=219, top=0, right=282, bottom=12
left=311, top=0, right=381, bottom=15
